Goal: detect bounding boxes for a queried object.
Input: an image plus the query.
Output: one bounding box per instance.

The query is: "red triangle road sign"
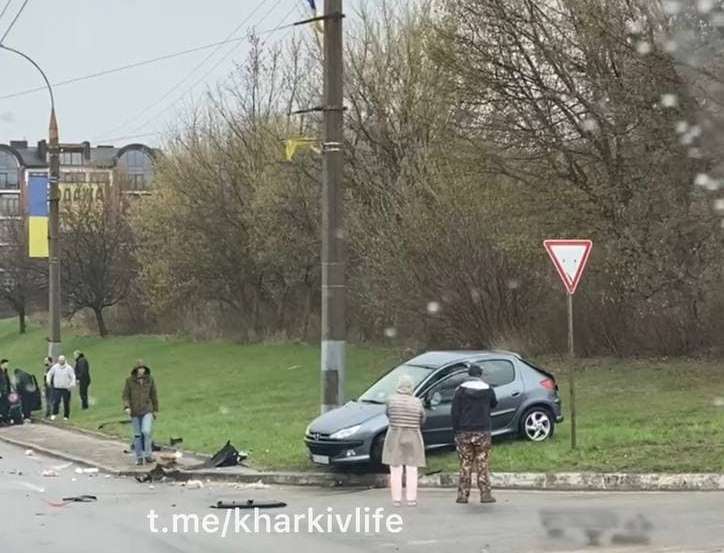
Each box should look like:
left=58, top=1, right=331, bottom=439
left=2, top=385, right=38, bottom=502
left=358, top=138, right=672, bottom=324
left=543, top=239, right=593, bottom=295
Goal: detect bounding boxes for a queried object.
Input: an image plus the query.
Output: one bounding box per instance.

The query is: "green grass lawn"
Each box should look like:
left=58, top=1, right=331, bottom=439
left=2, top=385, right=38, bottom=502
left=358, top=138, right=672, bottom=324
left=1, top=319, right=723, bottom=472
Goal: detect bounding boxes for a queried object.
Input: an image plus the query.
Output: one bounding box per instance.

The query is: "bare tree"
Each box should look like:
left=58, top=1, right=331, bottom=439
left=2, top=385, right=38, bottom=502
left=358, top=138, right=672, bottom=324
left=0, top=218, right=45, bottom=333
left=61, top=193, right=135, bottom=337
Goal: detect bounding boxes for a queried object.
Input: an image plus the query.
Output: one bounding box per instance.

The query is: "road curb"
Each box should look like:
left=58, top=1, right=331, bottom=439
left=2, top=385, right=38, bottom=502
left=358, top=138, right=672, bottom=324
left=3, top=432, right=724, bottom=491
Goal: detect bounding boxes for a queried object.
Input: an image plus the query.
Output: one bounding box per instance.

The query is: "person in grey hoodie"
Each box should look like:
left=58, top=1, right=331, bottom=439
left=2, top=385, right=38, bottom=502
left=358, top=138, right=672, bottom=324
left=46, top=355, right=76, bottom=421
left=451, top=363, right=498, bottom=504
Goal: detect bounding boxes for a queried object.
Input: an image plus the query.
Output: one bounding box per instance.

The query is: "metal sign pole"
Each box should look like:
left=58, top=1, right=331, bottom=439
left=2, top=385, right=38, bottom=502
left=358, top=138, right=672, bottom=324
left=567, top=292, right=576, bottom=449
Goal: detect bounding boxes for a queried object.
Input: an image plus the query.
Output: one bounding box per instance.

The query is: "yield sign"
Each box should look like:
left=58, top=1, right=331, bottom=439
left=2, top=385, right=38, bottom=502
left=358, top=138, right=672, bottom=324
left=543, top=239, right=593, bottom=295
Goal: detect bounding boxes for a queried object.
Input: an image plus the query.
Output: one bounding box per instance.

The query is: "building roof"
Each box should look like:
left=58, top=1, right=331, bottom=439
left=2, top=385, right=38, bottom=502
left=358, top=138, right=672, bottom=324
left=0, top=140, right=159, bottom=170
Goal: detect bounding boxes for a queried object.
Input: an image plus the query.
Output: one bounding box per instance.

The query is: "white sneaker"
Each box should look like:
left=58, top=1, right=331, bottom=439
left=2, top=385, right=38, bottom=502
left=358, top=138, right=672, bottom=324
left=63, top=417, right=69, bottom=421
left=50, top=415, right=56, bottom=421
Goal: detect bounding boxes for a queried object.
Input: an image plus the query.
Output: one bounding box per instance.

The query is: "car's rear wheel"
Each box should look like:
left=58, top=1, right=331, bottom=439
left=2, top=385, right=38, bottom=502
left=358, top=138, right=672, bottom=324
left=520, top=407, right=554, bottom=441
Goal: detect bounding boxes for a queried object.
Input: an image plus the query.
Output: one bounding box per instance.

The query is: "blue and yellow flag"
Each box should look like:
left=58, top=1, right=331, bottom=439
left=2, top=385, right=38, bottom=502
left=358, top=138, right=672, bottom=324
left=27, top=174, right=48, bottom=258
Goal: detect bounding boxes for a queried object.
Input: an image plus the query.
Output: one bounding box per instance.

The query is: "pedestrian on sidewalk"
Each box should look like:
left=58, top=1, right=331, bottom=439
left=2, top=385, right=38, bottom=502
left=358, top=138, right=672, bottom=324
left=0, top=359, right=10, bottom=423
left=382, top=374, right=426, bottom=507
left=14, top=368, right=41, bottom=422
left=46, top=355, right=76, bottom=421
left=43, top=357, right=54, bottom=418
left=73, top=351, right=91, bottom=410
left=452, top=363, right=498, bottom=504
left=122, top=360, right=159, bottom=466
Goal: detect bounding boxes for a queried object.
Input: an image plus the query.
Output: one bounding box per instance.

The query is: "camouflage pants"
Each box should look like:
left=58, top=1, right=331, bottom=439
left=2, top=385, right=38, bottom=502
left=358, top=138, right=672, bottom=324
left=455, top=431, right=492, bottom=500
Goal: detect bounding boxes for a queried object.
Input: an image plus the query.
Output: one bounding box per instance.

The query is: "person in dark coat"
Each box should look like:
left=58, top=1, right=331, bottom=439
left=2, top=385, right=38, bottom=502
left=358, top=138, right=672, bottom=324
left=451, top=363, right=498, bottom=504
left=14, top=368, right=41, bottom=421
left=122, top=360, right=159, bottom=465
left=0, top=359, right=10, bottom=423
left=43, top=357, right=54, bottom=418
left=73, top=351, right=91, bottom=410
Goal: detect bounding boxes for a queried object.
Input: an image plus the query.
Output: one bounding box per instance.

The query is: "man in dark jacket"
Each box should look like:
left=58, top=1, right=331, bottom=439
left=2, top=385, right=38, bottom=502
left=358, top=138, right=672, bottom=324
left=122, top=360, right=159, bottom=465
left=43, top=357, right=53, bottom=418
left=73, top=351, right=91, bottom=410
left=451, top=363, right=498, bottom=504
left=0, top=359, right=10, bottom=423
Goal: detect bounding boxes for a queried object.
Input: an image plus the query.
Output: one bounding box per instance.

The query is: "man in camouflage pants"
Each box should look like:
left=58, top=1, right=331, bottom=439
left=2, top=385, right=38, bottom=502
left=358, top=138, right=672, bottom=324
left=451, top=363, right=498, bottom=503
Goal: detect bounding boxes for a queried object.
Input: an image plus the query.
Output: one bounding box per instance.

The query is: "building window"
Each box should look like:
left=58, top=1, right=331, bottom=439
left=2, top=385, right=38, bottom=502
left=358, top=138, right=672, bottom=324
left=0, top=194, right=20, bottom=217
left=89, top=171, right=111, bottom=184
left=0, top=151, right=20, bottom=190
left=61, top=172, right=87, bottom=184
left=60, top=151, right=83, bottom=166
left=118, top=148, right=154, bottom=190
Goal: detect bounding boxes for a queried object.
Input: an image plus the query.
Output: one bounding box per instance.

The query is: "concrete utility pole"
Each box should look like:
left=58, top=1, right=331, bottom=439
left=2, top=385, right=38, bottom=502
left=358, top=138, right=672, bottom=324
left=0, top=45, right=62, bottom=358
left=48, top=109, right=61, bottom=359
left=320, top=0, right=345, bottom=413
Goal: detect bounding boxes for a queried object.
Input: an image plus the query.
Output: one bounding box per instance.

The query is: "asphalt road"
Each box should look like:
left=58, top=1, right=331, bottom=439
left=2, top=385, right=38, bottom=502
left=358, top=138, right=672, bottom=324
left=1, top=441, right=723, bottom=553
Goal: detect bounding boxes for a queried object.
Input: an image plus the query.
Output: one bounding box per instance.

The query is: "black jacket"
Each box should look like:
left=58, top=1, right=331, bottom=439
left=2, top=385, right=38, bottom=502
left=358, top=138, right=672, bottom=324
left=74, top=356, right=91, bottom=384
left=451, top=379, right=498, bottom=433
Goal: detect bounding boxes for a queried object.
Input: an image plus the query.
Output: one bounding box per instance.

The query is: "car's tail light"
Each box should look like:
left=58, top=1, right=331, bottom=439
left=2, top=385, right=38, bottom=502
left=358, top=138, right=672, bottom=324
left=540, top=378, right=556, bottom=391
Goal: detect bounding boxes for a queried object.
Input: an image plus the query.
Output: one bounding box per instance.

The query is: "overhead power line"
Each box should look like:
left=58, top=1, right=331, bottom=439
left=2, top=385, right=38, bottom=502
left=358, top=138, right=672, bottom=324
left=0, top=31, right=289, bottom=102
left=95, top=0, right=280, bottom=141
left=0, top=0, right=29, bottom=44
left=120, top=0, right=299, bottom=139
left=0, top=1, right=14, bottom=24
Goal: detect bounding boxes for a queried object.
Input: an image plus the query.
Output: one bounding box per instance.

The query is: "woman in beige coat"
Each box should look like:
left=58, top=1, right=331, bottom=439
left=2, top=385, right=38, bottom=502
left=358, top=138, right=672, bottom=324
left=382, top=375, right=427, bottom=506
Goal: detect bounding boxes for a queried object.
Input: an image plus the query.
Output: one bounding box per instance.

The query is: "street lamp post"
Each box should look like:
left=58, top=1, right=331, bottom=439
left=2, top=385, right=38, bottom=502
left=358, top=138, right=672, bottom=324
left=0, top=45, right=62, bottom=358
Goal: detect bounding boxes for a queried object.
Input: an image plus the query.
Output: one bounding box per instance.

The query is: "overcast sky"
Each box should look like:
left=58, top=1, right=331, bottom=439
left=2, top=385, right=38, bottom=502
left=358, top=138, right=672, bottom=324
left=0, top=0, right=351, bottom=147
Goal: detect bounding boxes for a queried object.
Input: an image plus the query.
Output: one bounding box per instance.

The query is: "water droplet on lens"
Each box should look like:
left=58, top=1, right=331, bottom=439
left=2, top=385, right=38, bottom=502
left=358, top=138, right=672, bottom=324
left=661, top=94, right=678, bottom=108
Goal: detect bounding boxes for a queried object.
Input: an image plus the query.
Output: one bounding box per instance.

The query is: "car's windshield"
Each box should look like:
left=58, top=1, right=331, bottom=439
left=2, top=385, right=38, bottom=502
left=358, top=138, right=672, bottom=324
left=358, top=365, right=433, bottom=404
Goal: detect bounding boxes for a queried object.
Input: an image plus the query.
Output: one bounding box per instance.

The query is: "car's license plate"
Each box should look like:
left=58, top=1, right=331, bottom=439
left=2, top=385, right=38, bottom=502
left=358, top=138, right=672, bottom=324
left=311, top=454, right=330, bottom=465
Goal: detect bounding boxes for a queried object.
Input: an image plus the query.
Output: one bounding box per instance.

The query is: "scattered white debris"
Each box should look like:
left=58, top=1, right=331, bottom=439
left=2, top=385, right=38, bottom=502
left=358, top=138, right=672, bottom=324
left=71, top=478, right=78, bottom=482
left=24, top=449, right=35, bottom=457
left=74, top=467, right=99, bottom=475
left=232, top=480, right=270, bottom=490
left=51, top=462, right=73, bottom=472
left=41, top=470, right=59, bottom=478
left=384, top=327, right=397, bottom=339
left=149, top=485, right=155, bottom=490
left=105, top=474, right=112, bottom=479
left=74, top=468, right=83, bottom=474
left=185, top=480, right=204, bottom=489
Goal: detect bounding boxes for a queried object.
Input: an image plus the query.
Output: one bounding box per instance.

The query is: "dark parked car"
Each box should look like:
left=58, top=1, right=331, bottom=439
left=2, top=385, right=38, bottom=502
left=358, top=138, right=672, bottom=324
left=305, top=350, right=563, bottom=467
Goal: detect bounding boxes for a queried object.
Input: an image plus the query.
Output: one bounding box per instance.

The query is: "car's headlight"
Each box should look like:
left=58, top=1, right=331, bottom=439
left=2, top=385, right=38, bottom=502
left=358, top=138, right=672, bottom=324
left=330, top=424, right=361, bottom=440
left=305, top=424, right=312, bottom=436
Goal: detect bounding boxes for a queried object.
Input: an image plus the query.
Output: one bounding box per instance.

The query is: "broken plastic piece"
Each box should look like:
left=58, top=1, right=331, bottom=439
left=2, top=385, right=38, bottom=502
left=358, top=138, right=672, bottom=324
left=61, top=495, right=97, bottom=503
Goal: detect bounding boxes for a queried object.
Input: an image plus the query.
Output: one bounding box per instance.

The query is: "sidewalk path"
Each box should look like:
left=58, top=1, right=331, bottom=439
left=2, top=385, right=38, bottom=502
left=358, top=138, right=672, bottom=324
left=0, top=421, right=257, bottom=476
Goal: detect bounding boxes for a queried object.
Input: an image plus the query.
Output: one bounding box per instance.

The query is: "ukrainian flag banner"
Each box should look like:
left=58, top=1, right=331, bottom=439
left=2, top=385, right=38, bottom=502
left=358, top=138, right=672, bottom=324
left=27, top=174, right=49, bottom=258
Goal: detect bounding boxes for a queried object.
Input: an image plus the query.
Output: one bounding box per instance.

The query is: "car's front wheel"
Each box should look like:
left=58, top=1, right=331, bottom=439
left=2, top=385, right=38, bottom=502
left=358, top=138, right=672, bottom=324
left=520, top=407, right=554, bottom=441
left=370, top=433, right=386, bottom=468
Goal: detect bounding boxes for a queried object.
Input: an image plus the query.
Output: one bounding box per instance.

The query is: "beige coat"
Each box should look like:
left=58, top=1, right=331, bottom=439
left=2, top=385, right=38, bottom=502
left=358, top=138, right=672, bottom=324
left=382, top=392, right=427, bottom=467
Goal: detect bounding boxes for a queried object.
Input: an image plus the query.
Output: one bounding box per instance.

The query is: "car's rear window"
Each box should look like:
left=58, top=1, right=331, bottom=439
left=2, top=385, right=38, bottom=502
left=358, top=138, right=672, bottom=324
left=478, top=360, right=516, bottom=387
